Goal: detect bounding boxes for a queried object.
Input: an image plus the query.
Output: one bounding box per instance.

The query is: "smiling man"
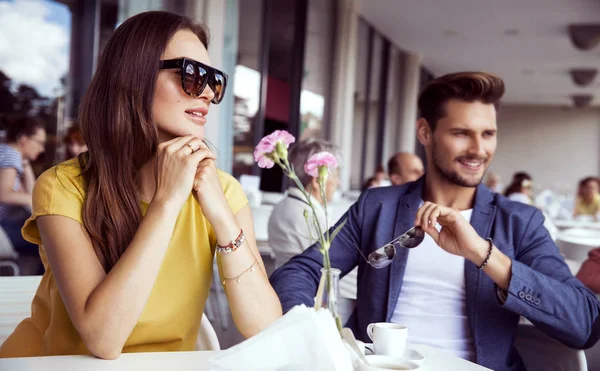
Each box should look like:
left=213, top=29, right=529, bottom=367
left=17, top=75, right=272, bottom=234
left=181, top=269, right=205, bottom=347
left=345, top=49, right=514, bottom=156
left=270, top=72, right=600, bottom=371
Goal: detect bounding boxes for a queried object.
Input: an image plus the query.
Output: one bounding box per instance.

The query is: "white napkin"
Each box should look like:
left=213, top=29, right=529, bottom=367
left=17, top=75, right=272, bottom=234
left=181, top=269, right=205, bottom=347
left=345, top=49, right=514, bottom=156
left=209, top=305, right=353, bottom=371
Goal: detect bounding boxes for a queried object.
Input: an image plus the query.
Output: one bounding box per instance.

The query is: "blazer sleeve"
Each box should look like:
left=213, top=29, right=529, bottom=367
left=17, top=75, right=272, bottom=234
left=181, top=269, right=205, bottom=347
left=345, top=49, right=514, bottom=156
left=269, top=192, right=365, bottom=313
left=501, top=208, right=600, bottom=349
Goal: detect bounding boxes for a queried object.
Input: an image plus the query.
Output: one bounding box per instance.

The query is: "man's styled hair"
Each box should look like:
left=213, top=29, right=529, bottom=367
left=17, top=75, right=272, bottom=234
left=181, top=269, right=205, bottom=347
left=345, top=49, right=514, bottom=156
left=418, top=71, right=505, bottom=129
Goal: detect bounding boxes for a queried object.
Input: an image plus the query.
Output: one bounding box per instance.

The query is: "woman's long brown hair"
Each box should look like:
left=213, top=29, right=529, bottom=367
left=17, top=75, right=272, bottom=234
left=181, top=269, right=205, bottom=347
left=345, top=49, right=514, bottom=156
left=78, top=11, right=209, bottom=272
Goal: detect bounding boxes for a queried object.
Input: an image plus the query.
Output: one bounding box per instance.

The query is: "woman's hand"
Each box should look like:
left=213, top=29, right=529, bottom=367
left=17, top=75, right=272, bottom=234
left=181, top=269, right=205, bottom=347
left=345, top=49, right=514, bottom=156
left=153, top=136, right=215, bottom=212
left=192, top=144, right=232, bottom=226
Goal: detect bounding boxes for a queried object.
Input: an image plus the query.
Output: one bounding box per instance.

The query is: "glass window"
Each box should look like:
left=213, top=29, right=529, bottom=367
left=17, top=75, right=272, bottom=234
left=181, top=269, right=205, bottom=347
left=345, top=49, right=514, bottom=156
left=232, top=0, right=263, bottom=178
left=384, top=46, right=401, bottom=163
left=0, top=0, right=71, bottom=173
left=364, top=33, right=382, bottom=181
left=300, top=0, right=334, bottom=140
left=350, top=19, right=369, bottom=189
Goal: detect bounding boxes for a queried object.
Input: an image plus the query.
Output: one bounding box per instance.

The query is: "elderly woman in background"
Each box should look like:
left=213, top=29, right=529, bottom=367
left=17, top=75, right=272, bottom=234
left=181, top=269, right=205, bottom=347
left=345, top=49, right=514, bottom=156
left=267, top=139, right=358, bottom=300
left=268, top=139, right=340, bottom=268
left=574, top=177, right=600, bottom=220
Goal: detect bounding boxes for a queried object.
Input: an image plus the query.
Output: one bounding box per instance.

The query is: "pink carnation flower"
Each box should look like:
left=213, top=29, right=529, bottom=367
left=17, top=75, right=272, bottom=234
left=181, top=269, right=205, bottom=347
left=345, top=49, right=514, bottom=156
left=304, top=152, right=338, bottom=178
left=253, top=130, right=296, bottom=169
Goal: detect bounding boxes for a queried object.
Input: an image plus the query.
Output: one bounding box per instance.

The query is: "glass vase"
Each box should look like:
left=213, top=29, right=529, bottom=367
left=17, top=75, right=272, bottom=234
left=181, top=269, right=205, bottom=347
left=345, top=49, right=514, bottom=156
left=315, top=267, right=343, bottom=332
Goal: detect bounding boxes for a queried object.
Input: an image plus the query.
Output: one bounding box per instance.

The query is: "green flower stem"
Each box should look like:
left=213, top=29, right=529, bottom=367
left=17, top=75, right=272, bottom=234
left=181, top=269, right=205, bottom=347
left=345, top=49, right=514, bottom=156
left=274, top=152, right=342, bottom=334
left=279, top=157, right=326, bottom=253
left=317, top=176, right=330, bottom=244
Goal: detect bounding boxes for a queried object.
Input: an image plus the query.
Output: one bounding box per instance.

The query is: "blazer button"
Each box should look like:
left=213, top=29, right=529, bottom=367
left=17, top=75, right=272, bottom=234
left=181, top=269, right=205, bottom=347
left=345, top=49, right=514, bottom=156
left=534, top=299, right=540, bottom=305
left=525, top=294, right=532, bottom=302
left=519, top=291, right=525, bottom=299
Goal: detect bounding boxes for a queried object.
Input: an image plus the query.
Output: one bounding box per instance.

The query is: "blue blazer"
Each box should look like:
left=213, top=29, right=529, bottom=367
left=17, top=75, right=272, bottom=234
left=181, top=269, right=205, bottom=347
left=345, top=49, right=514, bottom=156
left=270, top=177, right=600, bottom=371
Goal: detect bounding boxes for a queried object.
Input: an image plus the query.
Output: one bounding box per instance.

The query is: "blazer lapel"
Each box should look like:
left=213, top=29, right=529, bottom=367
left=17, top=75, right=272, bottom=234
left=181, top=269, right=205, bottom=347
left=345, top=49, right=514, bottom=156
left=386, top=178, right=425, bottom=320
left=464, top=183, right=496, bottom=360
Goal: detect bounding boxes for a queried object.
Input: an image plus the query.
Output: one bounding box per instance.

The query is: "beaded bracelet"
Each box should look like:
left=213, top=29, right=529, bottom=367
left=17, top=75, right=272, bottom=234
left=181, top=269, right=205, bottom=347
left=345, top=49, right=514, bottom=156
left=477, top=238, right=494, bottom=270
left=216, top=230, right=245, bottom=255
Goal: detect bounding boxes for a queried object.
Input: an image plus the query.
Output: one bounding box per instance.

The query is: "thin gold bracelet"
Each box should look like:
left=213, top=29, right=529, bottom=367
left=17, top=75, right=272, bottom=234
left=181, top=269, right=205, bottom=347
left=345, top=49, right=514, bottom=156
left=222, top=258, right=259, bottom=286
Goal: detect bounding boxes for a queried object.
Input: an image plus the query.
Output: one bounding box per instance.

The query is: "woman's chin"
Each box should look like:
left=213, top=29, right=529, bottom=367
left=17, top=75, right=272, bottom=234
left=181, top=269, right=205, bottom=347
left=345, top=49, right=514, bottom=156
left=157, top=128, right=204, bottom=142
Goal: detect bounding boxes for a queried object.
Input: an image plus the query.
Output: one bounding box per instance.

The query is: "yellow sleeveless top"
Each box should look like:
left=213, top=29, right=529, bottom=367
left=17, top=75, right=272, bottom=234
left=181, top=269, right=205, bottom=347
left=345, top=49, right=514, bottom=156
left=0, top=158, right=248, bottom=357
left=575, top=194, right=600, bottom=216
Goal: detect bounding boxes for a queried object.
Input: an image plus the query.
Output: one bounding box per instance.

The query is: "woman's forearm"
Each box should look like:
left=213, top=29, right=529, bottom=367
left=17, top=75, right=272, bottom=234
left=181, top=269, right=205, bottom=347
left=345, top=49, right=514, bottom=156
left=213, top=213, right=282, bottom=338
left=79, top=201, right=179, bottom=358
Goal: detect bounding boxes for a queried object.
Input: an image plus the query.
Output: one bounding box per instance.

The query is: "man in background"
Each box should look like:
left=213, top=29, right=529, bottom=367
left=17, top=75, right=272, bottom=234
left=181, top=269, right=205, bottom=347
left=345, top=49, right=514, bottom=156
left=387, top=152, right=424, bottom=186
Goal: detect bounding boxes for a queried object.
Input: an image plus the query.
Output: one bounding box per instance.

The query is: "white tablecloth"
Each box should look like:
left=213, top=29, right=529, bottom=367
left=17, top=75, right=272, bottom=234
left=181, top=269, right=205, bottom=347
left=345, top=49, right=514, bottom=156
left=0, top=345, right=490, bottom=371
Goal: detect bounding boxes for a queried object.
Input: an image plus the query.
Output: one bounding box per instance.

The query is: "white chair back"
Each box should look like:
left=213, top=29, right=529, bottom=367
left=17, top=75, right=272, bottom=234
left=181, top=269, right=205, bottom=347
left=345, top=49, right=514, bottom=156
left=0, top=225, right=18, bottom=259
left=514, top=323, right=587, bottom=371
left=0, top=275, right=41, bottom=346
left=195, top=314, right=220, bottom=351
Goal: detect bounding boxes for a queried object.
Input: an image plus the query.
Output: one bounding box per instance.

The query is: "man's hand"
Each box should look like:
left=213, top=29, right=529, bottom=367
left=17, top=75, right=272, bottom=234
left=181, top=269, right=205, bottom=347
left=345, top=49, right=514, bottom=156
left=414, top=201, right=489, bottom=265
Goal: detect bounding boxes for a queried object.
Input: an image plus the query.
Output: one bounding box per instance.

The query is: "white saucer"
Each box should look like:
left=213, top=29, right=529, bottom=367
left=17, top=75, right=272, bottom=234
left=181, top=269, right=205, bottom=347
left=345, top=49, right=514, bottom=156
left=363, top=344, right=425, bottom=365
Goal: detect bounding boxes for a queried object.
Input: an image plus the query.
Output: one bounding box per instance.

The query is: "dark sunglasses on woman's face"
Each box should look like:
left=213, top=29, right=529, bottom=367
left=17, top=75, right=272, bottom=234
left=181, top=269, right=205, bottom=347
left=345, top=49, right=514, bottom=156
left=159, top=58, right=228, bottom=104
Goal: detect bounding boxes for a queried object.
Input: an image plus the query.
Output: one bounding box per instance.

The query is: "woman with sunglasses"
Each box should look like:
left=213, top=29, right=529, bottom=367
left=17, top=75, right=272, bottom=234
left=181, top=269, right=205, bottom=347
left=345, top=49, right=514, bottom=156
left=0, top=11, right=281, bottom=359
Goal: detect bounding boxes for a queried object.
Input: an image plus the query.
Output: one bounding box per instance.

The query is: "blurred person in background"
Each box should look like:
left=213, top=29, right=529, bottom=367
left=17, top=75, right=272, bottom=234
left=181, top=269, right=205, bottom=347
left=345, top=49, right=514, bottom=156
left=0, top=116, right=46, bottom=275
left=577, top=248, right=600, bottom=294
left=268, top=138, right=358, bottom=299
left=268, top=139, right=340, bottom=268
left=374, top=164, right=391, bottom=187
left=361, top=176, right=378, bottom=192
left=0, top=11, right=281, bottom=359
left=63, top=124, right=88, bottom=160
left=387, top=152, right=425, bottom=186
left=484, top=172, right=501, bottom=193
left=504, top=172, right=533, bottom=205
left=573, top=177, right=600, bottom=220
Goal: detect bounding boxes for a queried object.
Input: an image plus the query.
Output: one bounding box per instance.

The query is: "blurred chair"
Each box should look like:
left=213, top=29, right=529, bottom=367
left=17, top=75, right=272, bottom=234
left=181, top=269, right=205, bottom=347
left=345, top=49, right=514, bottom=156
left=585, top=341, right=600, bottom=371
left=0, top=226, right=19, bottom=276
left=514, top=323, right=587, bottom=371
left=0, top=275, right=41, bottom=346
left=195, top=313, right=221, bottom=351
left=251, top=204, right=273, bottom=243
left=208, top=261, right=229, bottom=332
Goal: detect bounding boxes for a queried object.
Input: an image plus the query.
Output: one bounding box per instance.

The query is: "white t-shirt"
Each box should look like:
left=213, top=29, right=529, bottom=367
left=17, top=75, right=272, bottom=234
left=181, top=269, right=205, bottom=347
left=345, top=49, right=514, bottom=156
left=390, top=206, right=475, bottom=361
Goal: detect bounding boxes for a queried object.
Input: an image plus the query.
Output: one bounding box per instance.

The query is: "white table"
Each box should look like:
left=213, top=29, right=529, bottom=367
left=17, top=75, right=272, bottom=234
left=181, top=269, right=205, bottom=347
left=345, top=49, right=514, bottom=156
left=554, top=220, right=600, bottom=231
left=0, top=345, right=490, bottom=371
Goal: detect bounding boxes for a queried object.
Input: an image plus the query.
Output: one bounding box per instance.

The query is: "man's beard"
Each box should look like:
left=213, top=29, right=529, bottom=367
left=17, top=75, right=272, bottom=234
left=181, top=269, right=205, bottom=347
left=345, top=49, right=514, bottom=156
left=432, top=143, right=487, bottom=188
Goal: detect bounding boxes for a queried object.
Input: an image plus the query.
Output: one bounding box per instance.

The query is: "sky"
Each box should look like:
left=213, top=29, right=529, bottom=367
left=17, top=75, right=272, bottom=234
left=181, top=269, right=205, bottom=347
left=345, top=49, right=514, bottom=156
left=0, top=0, right=71, bottom=97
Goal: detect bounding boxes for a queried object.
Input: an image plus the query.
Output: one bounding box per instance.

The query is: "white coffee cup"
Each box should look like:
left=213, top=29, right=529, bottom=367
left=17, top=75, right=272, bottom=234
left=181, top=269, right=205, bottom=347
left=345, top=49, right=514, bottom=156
left=367, top=323, right=408, bottom=357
